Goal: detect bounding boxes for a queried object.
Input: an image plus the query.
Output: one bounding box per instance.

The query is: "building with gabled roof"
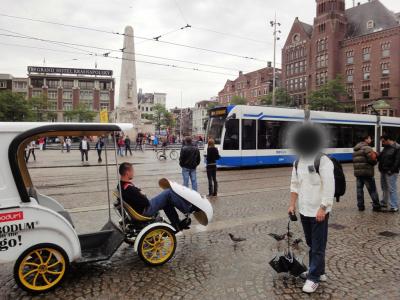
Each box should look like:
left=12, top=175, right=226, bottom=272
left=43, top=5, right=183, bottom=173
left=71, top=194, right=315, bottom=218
left=282, top=0, right=400, bottom=116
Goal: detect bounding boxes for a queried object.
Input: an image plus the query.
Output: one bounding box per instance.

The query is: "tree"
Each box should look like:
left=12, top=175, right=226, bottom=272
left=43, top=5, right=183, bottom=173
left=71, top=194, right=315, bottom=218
left=163, top=111, right=175, bottom=129
left=64, top=104, right=96, bottom=122
left=308, top=76, right=347, bottom=112
left=29, top=96, right=49, bottom=121
left=153, top=104, right=168, bottom=134
left=260, top=88, right=292, bottom=107
left=230, top=95, right=247, bottom=105
left=0, top=91, right=31, bottom=121
left=141, top=113, right=154, bottom=121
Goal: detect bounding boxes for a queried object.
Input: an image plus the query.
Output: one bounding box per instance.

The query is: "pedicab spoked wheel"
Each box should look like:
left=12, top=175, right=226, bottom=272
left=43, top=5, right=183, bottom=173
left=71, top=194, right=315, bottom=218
left=156, top=151, right=167, bottom=161
left=138, top=226, right=176, bottom=266
left=169, top=150, right=178, bottom=160
left=14, top=244, right=69, bottom=294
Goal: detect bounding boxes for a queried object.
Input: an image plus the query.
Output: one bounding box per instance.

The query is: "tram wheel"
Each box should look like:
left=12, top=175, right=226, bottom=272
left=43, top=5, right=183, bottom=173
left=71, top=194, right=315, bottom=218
left=14, top=244, right=69, bottom=294
left=138, top=226, right=176, bottom=266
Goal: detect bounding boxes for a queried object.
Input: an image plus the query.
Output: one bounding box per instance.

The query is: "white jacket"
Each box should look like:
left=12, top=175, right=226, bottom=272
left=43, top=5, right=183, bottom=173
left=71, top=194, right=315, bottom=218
left=290, top=155, right=335, bottom=217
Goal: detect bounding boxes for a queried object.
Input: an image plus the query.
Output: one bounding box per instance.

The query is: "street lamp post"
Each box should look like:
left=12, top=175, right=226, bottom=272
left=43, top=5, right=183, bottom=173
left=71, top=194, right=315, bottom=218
left=270, top=14, right=281, bottom=106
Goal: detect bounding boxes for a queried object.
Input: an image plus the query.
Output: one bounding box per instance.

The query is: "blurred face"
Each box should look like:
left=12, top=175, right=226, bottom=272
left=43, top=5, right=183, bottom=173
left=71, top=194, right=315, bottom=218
left=365, top=136, right=372, bottom=145
left=381, top=138, right=388, bottom=146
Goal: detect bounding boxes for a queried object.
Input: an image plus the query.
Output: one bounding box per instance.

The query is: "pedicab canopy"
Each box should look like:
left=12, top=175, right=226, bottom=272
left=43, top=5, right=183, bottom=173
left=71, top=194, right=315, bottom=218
left=0, top=122, right=132, bottom=208
left=159, top=178, right=213, bottom=226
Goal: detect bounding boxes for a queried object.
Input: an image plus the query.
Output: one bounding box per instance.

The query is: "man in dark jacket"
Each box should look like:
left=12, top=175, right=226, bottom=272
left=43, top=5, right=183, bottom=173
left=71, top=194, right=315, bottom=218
left=379, top=135, right=400, bottom=212
left=179, top=136, right=201, bottom=191
left=352, top=135, right=380, bottom=211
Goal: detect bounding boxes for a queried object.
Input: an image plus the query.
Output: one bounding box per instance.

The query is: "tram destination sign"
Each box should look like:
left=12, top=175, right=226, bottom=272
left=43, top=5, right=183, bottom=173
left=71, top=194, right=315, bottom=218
left=27, top=66, right=113, bottom=76
left=210, top=108, right=227, bottom=117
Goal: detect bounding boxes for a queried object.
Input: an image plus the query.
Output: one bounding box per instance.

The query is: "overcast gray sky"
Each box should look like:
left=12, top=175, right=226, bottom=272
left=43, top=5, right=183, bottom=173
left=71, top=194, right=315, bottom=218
left=1, top=0, right=400, bottom=108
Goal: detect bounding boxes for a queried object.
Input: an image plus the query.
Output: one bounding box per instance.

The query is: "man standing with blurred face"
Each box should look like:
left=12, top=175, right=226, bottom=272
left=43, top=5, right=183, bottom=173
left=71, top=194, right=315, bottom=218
left=288, top=125, right=335, bottom=293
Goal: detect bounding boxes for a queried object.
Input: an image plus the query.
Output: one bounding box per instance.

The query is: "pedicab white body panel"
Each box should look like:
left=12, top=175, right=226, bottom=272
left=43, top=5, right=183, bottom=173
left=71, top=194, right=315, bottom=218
left=0, top=203, right=81, bottom=264
left=159, top=178, right=213, bottom=226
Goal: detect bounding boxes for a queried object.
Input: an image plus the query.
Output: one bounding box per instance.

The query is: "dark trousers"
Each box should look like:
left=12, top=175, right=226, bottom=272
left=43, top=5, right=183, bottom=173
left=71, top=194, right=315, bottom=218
left=81, top=150, right=88, bottom=161
left=125, top=145, right=132, bottom=156
left=25, top=149, right=36, bottom=162
left=206, top=166, right=218, bottom=195
left=356, top=176, right=380, bottom=209
left=97, top=149, right=102, bottom=162
left=300, top=213, right=329, bottom=283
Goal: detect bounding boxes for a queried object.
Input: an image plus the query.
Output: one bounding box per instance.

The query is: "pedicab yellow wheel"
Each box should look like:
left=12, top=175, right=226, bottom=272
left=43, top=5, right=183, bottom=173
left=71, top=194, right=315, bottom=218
left=138, top=226, right=177, bottom=266
left=14, top=244, right=69, bottom=294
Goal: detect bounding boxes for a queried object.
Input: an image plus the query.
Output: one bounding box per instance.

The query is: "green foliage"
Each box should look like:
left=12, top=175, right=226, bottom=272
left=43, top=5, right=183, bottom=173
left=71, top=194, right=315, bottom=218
left=153, top=104, right=173, bottom=133
left=63, top=103, right=96, bottom=122
left=308, top=76, right=347, bottom=112
left=0, top=91, right=31, bottom=121
left=141, top=113, right=154, bottom=121
left=29, top=96, right=50, bottom=121
left=230, top=95, right=247, bottom=105
left=260, top=88, right=292, bottom=107
left=163, top=111, right=175, bottom=128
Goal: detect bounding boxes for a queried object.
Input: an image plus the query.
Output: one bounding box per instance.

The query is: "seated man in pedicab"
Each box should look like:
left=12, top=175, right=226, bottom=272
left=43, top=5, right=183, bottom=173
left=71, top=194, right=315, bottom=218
left=118, top=162, right=195, bottom=231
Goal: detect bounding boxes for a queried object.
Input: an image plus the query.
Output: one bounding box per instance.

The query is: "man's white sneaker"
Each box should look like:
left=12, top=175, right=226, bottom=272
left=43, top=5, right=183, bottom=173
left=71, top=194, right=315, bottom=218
left=300, top=271, right=327, bottom=282
left=302, top=279, right=319, bottom=293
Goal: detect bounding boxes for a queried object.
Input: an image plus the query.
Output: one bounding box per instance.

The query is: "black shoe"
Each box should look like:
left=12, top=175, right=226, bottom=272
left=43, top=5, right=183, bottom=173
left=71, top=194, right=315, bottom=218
left=178, top=217, right=191, bottom=230
left=380, top=203, right=388, bottom=208
left=372, top=207, right=382, bottom=212
left=358, top=207, right=365, bottom=211
left=213, top=193, right=217, bottom=196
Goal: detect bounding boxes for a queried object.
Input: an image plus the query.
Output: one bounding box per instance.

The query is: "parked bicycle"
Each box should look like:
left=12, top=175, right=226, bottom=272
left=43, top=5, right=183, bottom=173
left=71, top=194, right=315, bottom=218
left=156, top=148, right=178, bottom=160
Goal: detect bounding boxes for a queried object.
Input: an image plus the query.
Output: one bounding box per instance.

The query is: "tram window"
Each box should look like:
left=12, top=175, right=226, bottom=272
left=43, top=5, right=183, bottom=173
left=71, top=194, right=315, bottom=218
left=258, top=120, right=268, bottom=149
left=242, top=119, right=256, bottom=150
left=382, top=127, right=400, bottom=143
left=207, top=117, right=224, bottom=144
left=223, top=119, right=239, bottom=150
left=324, top=124, right=374, bottom=148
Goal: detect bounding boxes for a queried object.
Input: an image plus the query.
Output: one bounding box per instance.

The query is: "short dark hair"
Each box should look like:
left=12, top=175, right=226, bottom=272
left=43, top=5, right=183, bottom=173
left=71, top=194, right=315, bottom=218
left=185, top=136, right=192, bottom=144
left=381, top=134, right=394, bottom=141
left=361, top=134, right=371, bottom=142
left=119, top=162, right=132, bottom=176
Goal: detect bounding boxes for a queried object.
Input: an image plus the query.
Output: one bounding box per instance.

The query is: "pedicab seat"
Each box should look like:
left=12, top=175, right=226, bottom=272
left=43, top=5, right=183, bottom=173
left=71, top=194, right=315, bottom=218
left=112, top=190, right=153, bottom=222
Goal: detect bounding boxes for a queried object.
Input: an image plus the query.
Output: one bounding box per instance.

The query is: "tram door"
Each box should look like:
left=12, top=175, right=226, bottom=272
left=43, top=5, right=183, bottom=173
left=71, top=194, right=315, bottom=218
left=241, top=119, right=257, bottom=166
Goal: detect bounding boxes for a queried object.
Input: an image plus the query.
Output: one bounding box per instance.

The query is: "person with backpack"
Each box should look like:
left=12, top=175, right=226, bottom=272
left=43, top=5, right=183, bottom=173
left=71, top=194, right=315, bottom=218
left=352, top=135, right=381, bottom=212
left=378, top=134, right=400, bottom=212
left=288, top=124, right=336, bottom=294
left=179, top=136, right=201, bottom=191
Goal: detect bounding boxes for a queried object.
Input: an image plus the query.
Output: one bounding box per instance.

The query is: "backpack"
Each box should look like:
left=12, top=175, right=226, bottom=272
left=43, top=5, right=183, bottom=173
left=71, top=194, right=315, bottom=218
left=295, top=153, right=346, bottom=202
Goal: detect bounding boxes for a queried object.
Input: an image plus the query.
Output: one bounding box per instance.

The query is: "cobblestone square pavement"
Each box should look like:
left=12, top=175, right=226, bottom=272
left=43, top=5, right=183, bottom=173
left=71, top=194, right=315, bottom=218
left=1, top=149, right=399, bottom=299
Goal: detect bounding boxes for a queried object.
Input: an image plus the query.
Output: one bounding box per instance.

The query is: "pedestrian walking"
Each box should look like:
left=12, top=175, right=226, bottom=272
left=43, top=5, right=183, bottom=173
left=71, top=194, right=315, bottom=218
left=61, top=137, right=65, bottom=153
left=65, top=137, right=72, bottom=153
left=25, top=141, right=36, bottom=162
left=135, top=134, right=143, bottom=151
left=95, top=137, right=105, bottom=163
left=179, top=136, right=201, bottom=191
left=153, top=135, right=158, bottom=151
left=378, top=134, right=400, bottom=212
left=352, top=135, right=381, bottom=211
left=79, top=136, right=90, bottom=162
left=125, top=136, right=132, bottom=156
left=117, top=136, right=125, bottom=156
left=206, top=138, right=220, bottom=196
left=38, top=137, right=45, bottom=151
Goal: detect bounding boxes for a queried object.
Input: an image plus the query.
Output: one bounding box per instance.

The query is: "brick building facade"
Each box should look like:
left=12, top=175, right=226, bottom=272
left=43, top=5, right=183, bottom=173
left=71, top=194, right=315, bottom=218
left=282, top=0, right=400, bottom=116
left=27, top=66, right=115, bottom=122
left=218, top=66, right=281, bottom=105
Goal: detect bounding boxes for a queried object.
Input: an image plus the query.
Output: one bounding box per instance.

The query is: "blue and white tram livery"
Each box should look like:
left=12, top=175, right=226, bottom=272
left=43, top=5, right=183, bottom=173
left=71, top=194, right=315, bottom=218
left=205, top=105, right=400, bottom=168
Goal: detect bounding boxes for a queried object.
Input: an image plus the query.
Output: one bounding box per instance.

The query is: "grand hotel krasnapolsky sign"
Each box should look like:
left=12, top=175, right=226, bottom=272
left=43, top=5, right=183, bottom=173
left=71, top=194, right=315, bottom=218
left=27, top=66, right=113, bottom=76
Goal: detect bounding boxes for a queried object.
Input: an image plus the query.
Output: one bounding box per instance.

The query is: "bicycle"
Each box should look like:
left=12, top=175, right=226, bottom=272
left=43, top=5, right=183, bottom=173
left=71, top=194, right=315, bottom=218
left=156, top=148, right=178, bottom=160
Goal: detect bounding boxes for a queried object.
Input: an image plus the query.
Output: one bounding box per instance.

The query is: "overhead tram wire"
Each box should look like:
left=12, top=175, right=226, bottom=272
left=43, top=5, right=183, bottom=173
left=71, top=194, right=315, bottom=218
left=0, top=13, right=267, bottom=62
left=0, top=39, right=237, bottom=77
left=0, top=30, right=244, bottom=71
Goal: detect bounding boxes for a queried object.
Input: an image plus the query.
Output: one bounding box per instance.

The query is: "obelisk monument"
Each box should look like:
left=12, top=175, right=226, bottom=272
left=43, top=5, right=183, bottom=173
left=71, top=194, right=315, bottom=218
left=115, top=25, right=140, bottom=130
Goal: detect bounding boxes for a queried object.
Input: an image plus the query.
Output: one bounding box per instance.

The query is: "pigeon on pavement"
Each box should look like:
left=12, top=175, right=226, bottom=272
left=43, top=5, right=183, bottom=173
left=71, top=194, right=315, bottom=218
left=229, top=233, right=246, bottom=242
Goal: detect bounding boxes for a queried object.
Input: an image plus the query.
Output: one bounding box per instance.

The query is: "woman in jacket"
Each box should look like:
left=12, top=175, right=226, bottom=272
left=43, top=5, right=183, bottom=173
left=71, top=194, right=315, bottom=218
left=206, top=138, right=220, bottom=196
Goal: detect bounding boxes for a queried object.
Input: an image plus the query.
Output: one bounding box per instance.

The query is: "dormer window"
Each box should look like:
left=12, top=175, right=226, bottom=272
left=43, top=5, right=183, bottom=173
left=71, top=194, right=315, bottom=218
left=367, top=20, right=374, bottom=29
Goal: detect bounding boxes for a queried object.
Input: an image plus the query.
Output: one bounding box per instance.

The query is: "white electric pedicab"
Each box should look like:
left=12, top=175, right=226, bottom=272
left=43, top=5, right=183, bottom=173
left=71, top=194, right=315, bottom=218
left=0, top=122, right=213, bottom=294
